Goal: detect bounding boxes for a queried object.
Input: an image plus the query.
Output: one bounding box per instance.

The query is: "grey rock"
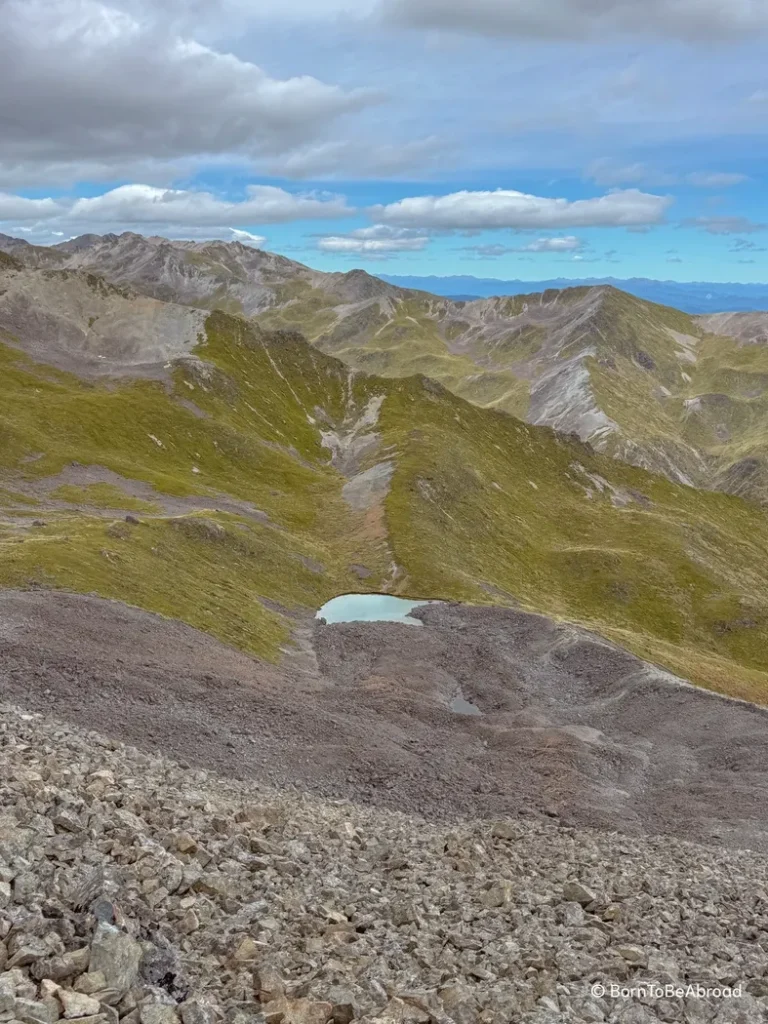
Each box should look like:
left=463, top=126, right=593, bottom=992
left=562, top=881, right=597, bottom=906
left=139, top=1005, right=179, bottom=1024
left=88, top=928, right=141, bottom=997
left=58, top=990, right=102, bottom=1019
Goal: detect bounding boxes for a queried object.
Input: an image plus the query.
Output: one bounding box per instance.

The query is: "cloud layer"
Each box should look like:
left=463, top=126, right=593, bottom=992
left=0, top=0, right=378, bottom=186
left=588, top=161, right=749, bottom=189
left=0, top=184, right=352, bottom=243
left=374, top=189, right=672, bottom=230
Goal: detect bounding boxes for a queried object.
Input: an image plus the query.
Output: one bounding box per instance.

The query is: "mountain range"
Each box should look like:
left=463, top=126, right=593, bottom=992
left=5, top=231, right=767, bottom=503
left=2, top=230, right=768, bottom=706
left=380, top=273, right=768, bottom=314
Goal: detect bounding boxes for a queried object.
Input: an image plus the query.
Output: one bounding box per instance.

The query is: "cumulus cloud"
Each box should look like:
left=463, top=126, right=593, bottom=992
left=230, top=229, right=268, bottom=246
left=373, top=188, right=671, bottom=231
left=67, top=184, right=352, bottom=226
left=521, top=236, right=583, bottom=252
left=0, top=0, right=378, bottom=185
left=316, top=224, right=429, bottom=254
left=0, top=183, right=353, bottom=245
left=0, top=194, right=65, bottom=221
left=379, top=0, right=768, bottom=40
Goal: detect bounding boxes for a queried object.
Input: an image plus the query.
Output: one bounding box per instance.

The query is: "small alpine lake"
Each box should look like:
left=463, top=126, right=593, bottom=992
left=316, top=593, right=431, bottom=626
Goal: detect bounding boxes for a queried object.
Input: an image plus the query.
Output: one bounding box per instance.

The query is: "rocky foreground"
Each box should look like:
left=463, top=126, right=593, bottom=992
left=1, top=701, right=767, bottom=1024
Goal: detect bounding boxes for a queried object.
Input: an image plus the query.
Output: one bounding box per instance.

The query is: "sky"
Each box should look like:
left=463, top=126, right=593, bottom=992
left=2, top=0, right=768, bottom=282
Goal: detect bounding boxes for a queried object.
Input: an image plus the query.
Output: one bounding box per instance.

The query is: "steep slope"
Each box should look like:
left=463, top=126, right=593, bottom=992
left=0, top=255, right=206, bottom=375
left=3, top=701, right=768, bottom=1024
left=13, top=230, right=768, bottom=503
left=3, top=257, right=768, bottom=702
left=697, top=311, right=768, bottom=344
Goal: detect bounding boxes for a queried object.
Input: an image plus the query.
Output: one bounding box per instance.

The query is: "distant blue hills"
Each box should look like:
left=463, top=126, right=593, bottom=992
left=379, top=274, right=768, bottom=314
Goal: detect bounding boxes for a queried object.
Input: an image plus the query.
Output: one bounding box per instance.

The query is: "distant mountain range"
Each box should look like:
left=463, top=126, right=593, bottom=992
left=379, top=274, right=768, bottom=314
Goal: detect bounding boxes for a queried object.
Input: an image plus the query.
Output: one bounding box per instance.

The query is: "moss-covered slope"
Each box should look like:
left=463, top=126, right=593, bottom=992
left=2, top=280, right=768, bottom=703
left=7, top=231, right=768, bottom=504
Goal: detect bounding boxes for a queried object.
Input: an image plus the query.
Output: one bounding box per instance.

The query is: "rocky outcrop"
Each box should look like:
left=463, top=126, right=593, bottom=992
left=2, top=699, right=768, bottom=1024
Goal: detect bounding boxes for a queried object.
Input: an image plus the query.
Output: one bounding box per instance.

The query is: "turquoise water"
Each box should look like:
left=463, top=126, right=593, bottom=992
left=317, top=593, right=429, bottom=626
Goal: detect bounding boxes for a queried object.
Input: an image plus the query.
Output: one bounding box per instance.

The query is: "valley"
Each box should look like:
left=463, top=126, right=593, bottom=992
left=2, top=243, right=768, bottom=703
left=3, top=231, right=768, bottom=1022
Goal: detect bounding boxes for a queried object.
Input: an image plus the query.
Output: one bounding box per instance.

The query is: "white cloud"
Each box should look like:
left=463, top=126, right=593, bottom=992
left=68, top=184, right=352, bottom=226
left=0, top=0, right=379, bottom=185
left=461, top=236, right=583, bottom=256
left=230, top=229, right=268, bottom=246
left=588, top=161, right=748, bottom=189
left=0, top=183, right=353, bottom=245
left=684, top=216, right=767, bottom=235
left=522, top=235, right=582, bottom=252
left=317, top=223, right=429, bottom=253
left=374, top=188, right=672, bottom=230
left=588, top=162, right=666, bottom=188
left=379, top=0, right=768, bottom=40
left=0, top=194, right=65, bottom=221
left=266, top=137, right=450, bottom=179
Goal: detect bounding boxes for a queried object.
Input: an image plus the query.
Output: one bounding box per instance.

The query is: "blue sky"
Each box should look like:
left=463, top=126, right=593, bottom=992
left=2, top=0, right=768, bottom=282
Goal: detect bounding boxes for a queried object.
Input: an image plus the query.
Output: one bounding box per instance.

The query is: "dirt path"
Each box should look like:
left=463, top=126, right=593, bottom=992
left=1, top=589, right=767, bottom=850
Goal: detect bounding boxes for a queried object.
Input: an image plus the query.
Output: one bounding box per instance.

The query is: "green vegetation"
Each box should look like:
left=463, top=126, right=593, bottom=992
left=0, top=512, right=346, bottom=658
left=0, top=313, right=393, bottom=658
left=253, top=279, right=768, bottom=504
left=378, top=375, right=768, bottom=704
left=3, top=296, right=768, bottom=702
left=258, top=288, right=532, bottom=418
left=49, top=484, right=162, bottom=513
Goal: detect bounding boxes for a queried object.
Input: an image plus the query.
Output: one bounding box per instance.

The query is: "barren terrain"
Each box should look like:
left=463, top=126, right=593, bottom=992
left=2, top=590, right=767, bottom=853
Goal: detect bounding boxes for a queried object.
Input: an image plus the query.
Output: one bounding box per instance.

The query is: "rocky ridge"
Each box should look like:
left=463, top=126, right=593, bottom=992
left=2, top=700, right=768, bottom=1024
left=4, top=230, right=768, bottom=503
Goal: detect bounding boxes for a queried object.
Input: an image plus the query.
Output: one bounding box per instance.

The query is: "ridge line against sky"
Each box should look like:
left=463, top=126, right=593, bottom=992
left=1, top=0, right=767, bottom=282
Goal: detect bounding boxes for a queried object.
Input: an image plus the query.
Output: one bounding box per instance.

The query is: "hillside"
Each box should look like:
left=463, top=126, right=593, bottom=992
left=6, top=232, right=768, bottom=504
left=2, top=253, right=768, bottom=705
left=3, top=700, right=767, bottom=1024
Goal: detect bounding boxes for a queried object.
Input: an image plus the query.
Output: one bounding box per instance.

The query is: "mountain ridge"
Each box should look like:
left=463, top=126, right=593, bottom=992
left=3, top=231, right=768, bottom=505
left=2, top=249, right=768, bottom=706
left=380, top=272, right=768, bottom=314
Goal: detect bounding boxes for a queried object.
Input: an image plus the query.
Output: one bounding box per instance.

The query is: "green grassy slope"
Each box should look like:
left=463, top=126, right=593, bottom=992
left=13, top=230, right=768, bottom=505
left=379, top=377, right=768, bottom=703
left=2, top=302, right=768, bottom=701
left=0, top=313, right=393, bottom=658
left=258, top=279, right=768, bottom=503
